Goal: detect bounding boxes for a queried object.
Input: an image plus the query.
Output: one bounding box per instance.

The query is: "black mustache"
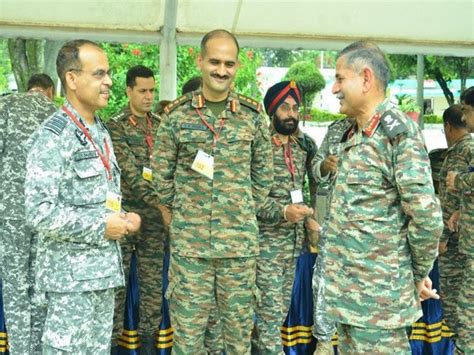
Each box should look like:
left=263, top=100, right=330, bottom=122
left=211, top=74, right=229, bottom=80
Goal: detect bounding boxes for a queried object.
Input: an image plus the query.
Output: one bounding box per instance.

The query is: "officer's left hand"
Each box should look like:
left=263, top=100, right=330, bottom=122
left=446, top=171, right=458, bottom=191
left=416, top=276, right=439, bottom=302
left=125, top=212, right=141, bottom=234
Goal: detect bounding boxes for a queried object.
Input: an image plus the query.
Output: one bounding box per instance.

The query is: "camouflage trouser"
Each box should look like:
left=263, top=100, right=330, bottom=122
left=204, top=305, right=225, bottom=354
left=438, top=236, right=466, bottom=337
left=166, top=254, right=257, bottom=355
left=252, top=255, right=296, bottom=354
left=42, top=288, right=114, bottom=354
left=456, top=257, right=474, bottom=354
left=312, top=237, right=336, bottom=342
left=336, top=323, right=411, bottom=355
left=0, top=218, right=46, bottom=354
left=112, top=206, right=165, bottom=353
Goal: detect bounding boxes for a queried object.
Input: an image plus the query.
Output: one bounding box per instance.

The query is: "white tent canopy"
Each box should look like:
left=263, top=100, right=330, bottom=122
left=1, top=0, right=473, bottom=99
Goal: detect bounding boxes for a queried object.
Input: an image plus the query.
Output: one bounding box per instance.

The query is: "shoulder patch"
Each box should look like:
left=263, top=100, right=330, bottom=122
left=43, top=114, right=68, bottom=136
left=237, top=94, right=261, bottom=113
left=164, top=94, right=192, bottom=114
left=380, top=110, right=408, bottom=139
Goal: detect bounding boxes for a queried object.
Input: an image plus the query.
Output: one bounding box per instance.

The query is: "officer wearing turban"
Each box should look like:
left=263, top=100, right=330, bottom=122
left=253, top=80, right=319, bottom=354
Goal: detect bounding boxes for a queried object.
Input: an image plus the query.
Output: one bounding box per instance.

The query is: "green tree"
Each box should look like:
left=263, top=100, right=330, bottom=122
left=234, top=49, right=263, bottom=99
left=284, top=61, right=325, bottom=114
left=0, top=40, right=11, bottom=93
left=7, top=39, right=62, bottom=92
left=388, top=54, right=474, bottom=106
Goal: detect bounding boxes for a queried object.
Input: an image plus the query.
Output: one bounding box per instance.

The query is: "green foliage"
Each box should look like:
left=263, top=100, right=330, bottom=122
left=177, top=46, right=200, bottom=96
left=0, top=40, right=12, bottom=93
left=423, top=114, right=443, bottom=124
left=99, top=43, right=160, bottom=120
left=234, top=49, right=263, bottom=100
left=308, top=108, right=346, bottom=122
left=395, top=94, right=421, bottom=113
left=284, top=61, right=325, bottom=113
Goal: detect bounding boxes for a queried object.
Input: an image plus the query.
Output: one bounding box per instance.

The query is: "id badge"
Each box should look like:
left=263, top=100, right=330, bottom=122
left=142, top=166, right=153, bottom=181
left=191, top=149, right=214, bottom=180
left=105, top=191, right=122, bottom=212
left=290, top=189, right=304, bottom=204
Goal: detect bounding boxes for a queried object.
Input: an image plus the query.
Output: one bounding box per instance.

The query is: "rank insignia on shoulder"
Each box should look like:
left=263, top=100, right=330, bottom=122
left=44, top=114, right=68, bottom=136
left=380, top=110, right=407, bottom=139
left=164, top=94, right=192, bottom=114
left=237, top=94, right=262, bottom=113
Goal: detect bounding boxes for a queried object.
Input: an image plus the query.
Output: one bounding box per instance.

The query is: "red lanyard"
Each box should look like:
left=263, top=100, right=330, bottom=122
left=129, top=114, right=154, bottom=159
left=283, top=143, right=296, bottom=182
left=195, top=108, right=225, bottom=149
left=62, top=105, right=112, bottom=180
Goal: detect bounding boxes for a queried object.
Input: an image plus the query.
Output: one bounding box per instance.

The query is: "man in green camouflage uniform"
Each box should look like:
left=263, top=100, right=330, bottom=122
left=438, top=104, right=471, bottom=341
left=251, top=80, right=317, bottom=354
left=311, top=117, right=353, bottom=355
left=446, top=87, right=474, bottom=354
left=24, top=40, right=140, bottom=353
left=152, top=29, right=273, bottom=354
left=0, top=74, right=56, bottom=354
left=323, top=41, right=443, bottom=354
left=108, top=65, right=165, bottom=353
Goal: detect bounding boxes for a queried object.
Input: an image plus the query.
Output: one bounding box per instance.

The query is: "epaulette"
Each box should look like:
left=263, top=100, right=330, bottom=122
left=109, top=109, right=130, bottom=122
left=44, top=113, right=68, bottom=136
left=237, top=94, right=262, bottom=113
left=379, top=110, right=408, bottom=139
left=164, top=94, right=192, bottom=114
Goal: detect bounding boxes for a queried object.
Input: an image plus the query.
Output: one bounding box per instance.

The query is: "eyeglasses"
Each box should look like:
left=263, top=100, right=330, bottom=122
left=69, top=68, right=113, bottom=80
left=278, top=103, right=301, bottom=114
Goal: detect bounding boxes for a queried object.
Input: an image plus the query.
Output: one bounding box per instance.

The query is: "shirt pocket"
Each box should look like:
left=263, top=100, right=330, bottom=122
left=70, top=246, right=120, bottom=280
left=178, top=129, right=210, bottom=162
left=344, top=167, right=389, bottom=220
left=224, top=131, right=253, bottom=171
left=70, top=151, right=107, bottom=206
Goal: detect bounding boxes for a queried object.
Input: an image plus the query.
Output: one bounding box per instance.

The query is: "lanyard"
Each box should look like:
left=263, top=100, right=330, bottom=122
left=283, top=142, right=296, bottom=182
left=62, top=105, right=112, bottom=180
left=195, top=108, right=225, bottom=149
left=129, top=113, right=154, bottom=159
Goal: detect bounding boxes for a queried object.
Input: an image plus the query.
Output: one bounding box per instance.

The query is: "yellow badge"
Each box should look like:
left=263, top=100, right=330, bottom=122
left=105, top=191, right=122, bottom=212
left=142, top=166, right=153, bottom=181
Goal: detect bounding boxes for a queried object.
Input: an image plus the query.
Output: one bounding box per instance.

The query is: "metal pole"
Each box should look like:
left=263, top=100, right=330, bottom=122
left=416, top=54, right=424, bottom=128
left=159, top=0, right=178, bottom=101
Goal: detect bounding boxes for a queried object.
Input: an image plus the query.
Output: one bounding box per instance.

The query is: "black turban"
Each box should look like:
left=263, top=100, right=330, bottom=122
left=263, top=80, right=302, bottom=116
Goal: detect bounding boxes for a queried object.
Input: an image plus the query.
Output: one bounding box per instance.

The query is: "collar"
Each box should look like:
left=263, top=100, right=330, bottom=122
left=191, top=89, right=240, bottom=114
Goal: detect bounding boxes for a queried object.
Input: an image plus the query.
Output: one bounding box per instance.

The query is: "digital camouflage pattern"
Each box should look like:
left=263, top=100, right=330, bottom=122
left=25, top=101, right=124, bottom=352
left=311, top=118, right=352, bottom=343
left=337, top=323, right=411, bottom=354
left=428, top=148, right=447, bottom=195
left=453, top=138, right=473, bottom=354
left=437, top=134, right=471, bottom=337
left=324, top=100, right=443, bottom=333
left=108, top=107, right=166, bottom=352
left=153, top=90, right=273, bottom=353
left=0, top=92, right=56, bottom=354
left=153, top=90, right=273, bottom=258
left=253, top=128, right=317, bottom=354
left=167, top=255, right=257, bottom=355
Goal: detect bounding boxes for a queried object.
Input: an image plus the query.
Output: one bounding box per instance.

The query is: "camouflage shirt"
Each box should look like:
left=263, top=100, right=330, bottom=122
left=152, top=90, right=273, bottom=258
left=438, top=134, right=472, bottom=245
left=0, top=92, right=56, bottom=219
left=107, top=107, right=162, bottom=210
left=453, top=138, right=474, bottom=255
left=257, top=128, right=317, bottom=258
left=25, top=101, right=124, bottom=292
left=324, top=99, right=443, bottom=329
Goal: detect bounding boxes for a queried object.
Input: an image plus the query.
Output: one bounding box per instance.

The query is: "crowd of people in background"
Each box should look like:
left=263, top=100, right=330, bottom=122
left=0, top=28, right=472, bottom=355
